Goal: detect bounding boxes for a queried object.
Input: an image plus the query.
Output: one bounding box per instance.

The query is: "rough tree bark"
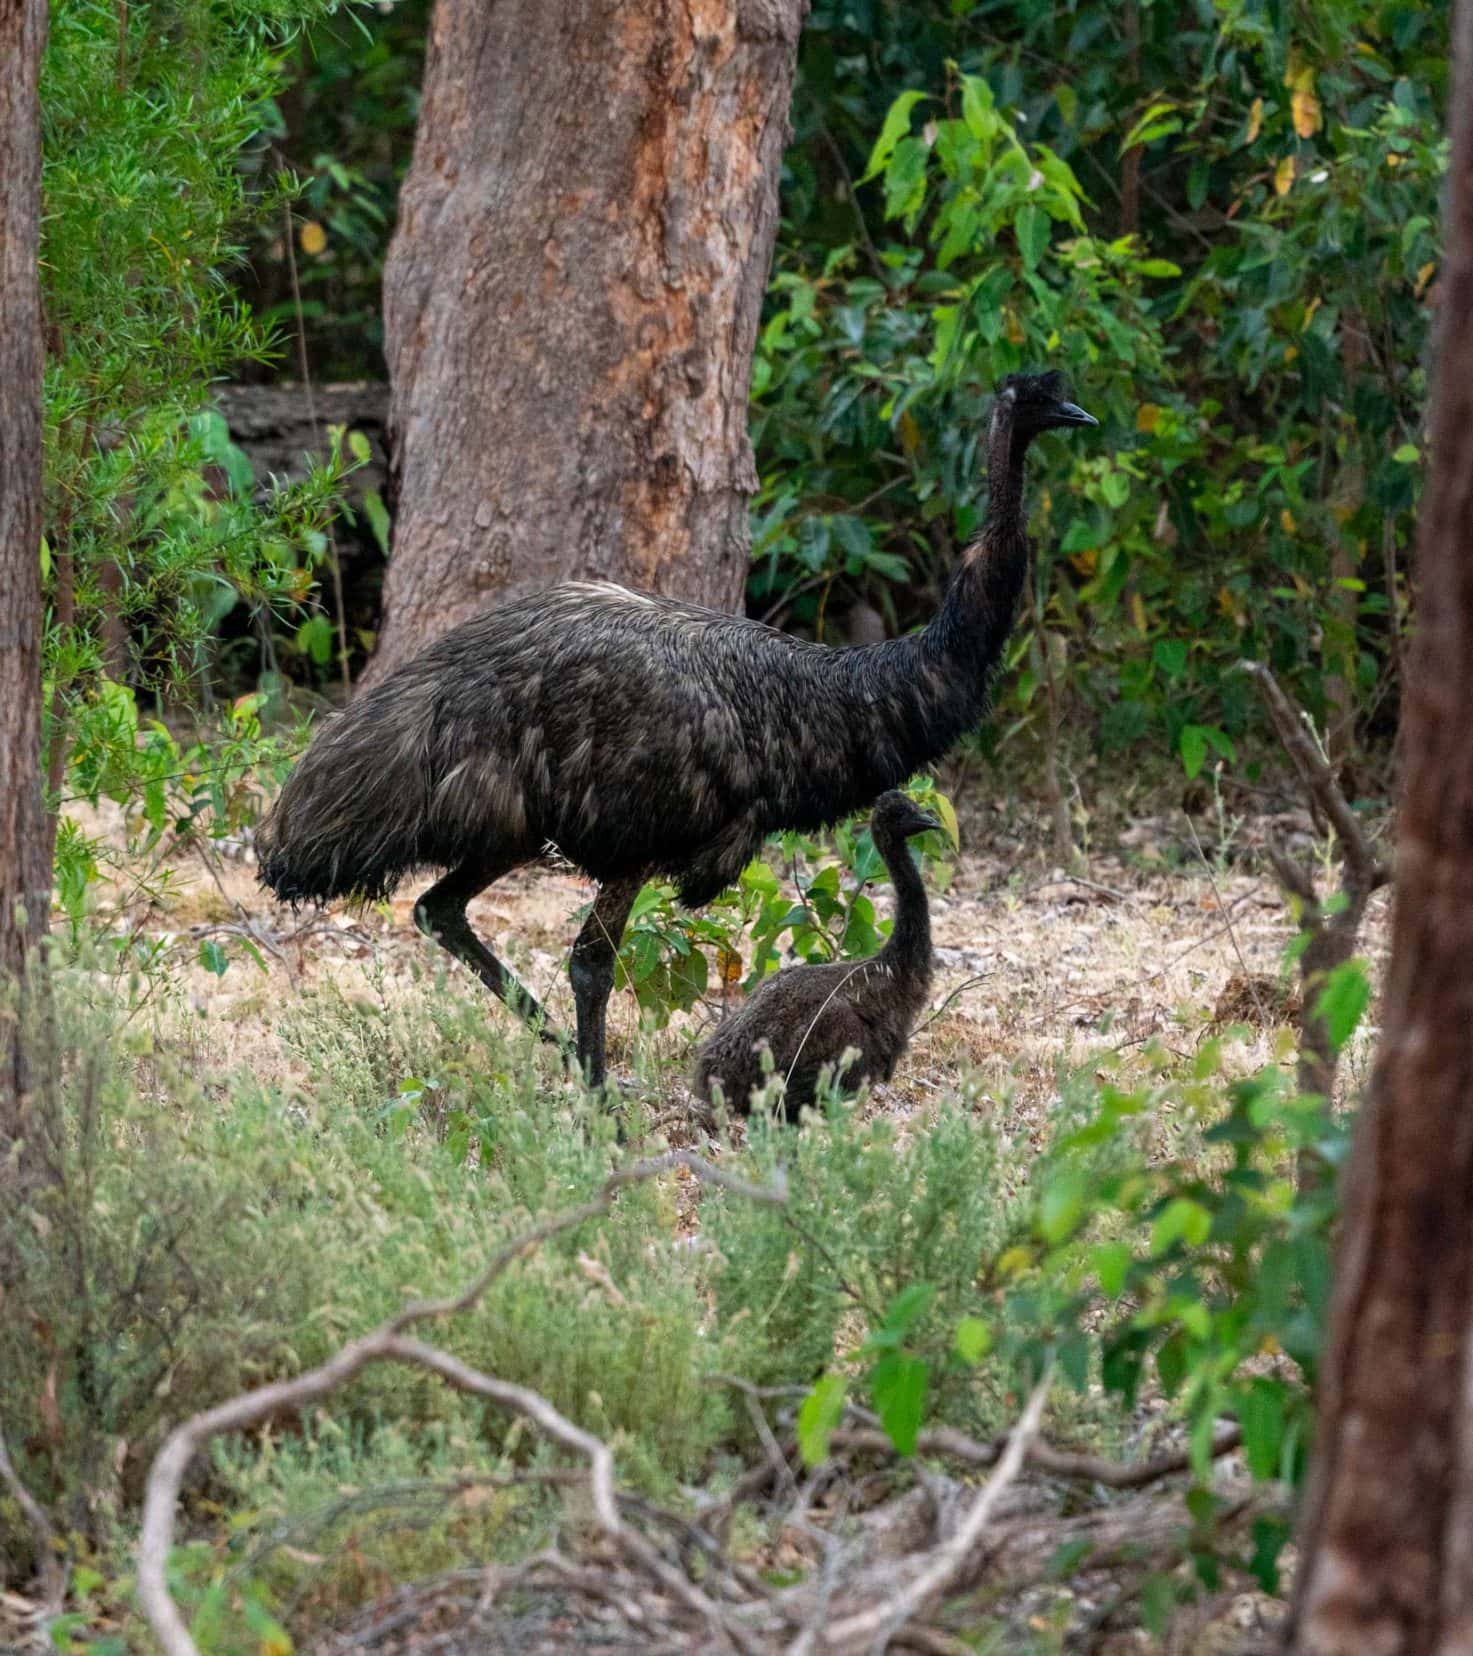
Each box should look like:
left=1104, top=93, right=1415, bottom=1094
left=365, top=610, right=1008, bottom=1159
left=0, top=0, right=51, bottom=1227
left=369, top=0, right=808, bottom=679
left=1288, top=3, right=1473, bottom=1649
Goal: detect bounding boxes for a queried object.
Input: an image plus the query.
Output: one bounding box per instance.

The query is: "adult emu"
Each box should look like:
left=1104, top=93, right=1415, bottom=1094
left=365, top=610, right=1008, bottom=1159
left=694, top=790, right=939, bottom=1117
left=256, top=370, right=1096, bottom=1086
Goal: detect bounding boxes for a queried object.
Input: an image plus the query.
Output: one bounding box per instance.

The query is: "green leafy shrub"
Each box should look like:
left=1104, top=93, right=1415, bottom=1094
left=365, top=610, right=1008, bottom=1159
left=615, top=776, right=958, bottom=1023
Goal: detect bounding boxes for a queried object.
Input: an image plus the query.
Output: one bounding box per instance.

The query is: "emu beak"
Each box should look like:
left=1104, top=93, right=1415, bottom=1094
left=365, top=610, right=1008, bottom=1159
left=1052, top=400, right=1099, bottom=427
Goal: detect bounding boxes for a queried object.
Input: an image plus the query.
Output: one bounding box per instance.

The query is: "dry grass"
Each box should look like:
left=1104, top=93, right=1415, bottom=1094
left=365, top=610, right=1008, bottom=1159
left=64, top=790, right=1392, bottom=1138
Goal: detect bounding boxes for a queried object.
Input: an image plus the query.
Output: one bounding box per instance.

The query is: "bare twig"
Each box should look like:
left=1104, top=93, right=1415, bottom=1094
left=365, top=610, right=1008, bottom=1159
left=1237, top=661, right=1391, bottom=1185
left=715, top=1373, right=800, bottom=1502
left=913, top=970, right=994, bottom=1037
left=0, top=1413, right=65, bottom=1615
left=1237, top=661, right=1388, bottom=890
left=824, top=1362, right=1054, bottom=1651
left=1182, top=813, right=1271, bottom=1028
left=137, top=1154, right=786, bottom=1656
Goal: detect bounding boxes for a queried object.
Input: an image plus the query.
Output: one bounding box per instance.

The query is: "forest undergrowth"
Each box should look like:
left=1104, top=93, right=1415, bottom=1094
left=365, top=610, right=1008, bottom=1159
left=0, top=768, right=1387, bottom=1654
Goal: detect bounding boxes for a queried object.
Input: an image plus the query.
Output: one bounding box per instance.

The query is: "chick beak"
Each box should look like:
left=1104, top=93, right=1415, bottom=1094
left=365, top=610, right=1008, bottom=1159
left=1053, top=400, right=1099, bottom=427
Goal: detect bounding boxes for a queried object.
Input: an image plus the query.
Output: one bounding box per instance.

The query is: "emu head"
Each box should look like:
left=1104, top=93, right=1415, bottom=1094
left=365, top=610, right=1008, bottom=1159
left=991, top=370, right=1098, bottom=442
left=871, top=791, right=942, bottom=845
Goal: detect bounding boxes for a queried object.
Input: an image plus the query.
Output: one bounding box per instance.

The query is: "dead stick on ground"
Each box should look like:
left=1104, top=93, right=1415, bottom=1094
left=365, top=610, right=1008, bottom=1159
left=826, top=1416, right=1242, bottom=1490
left=137, top=1154, right=786, bottom=1656
left=824, top=1362, right=1054, bottom=1652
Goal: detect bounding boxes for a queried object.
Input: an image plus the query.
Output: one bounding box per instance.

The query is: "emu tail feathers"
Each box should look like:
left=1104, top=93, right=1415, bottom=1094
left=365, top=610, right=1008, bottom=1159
left=256, top=699, right=435, bottom=906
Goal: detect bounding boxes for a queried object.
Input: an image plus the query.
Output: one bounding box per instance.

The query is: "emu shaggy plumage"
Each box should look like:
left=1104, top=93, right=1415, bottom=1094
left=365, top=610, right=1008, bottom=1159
left=256, top=370, right=1097, bottom=1086
left=693, top=791, right=938, bottom=1116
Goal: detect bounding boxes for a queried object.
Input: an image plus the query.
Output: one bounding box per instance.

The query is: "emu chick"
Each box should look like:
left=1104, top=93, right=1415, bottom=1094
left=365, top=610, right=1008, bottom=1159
left=695, top=792, right=938, bottom=1118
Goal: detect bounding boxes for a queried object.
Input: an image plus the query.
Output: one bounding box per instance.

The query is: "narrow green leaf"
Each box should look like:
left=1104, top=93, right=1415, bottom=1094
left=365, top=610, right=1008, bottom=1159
left=797, top=1374, right=847, bottom=1466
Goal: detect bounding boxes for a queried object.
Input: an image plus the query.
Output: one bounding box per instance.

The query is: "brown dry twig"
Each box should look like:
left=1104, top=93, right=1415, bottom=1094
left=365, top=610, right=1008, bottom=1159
left=1237, top=661, right=1390, bottom=1180
left=137, top=1153, right=787, bottom=1656
left=823, top=1362, right=1054, bottom=1651
left=828, top=1410, right=1242, bottom=1490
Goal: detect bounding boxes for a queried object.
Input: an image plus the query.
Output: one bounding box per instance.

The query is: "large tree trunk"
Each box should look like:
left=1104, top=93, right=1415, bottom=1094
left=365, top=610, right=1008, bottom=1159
left=0, top=0, right=51, bottom=1230
left=368, top=0, right=807, bottom=680
left=1288, top=4, right=1473, bottom=1649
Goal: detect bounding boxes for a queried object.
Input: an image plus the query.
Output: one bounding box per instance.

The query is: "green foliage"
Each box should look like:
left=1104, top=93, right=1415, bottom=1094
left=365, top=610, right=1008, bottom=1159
left=764, top=1, right=1446, bottom=769
left=40, top=0, right=350, bottom=905
left=615, top=776, right=957, bottom=1023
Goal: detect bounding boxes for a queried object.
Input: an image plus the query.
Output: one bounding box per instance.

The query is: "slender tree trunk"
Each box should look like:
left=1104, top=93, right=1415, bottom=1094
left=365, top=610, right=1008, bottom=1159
left=1289, top=4, right=1473, bottom=1647
left=0, top=0, right=51, bottom=1229
left=368, top=0, right=808, bottom=680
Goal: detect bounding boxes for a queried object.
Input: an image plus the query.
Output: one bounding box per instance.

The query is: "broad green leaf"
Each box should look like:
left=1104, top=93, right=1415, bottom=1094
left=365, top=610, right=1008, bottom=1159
left=1091, top=1241, right=1134, bottom=1296
left=1039, top=1169, right=1088, bottom=1244
left=1153, top=639, right=1188, bottom=679
left=1313, top=960, right=1372, bottom=1050
left=953, top=1315, right=991, bottom=1364
left=1238, top=1378, right=1288, bottom=1480
left=1179, top=724, right=1210, bottom=780
left=1150, top=1196, right=1212, bottom=1254
left=871, top=1351, right=929, bottom=1456
left=860, top=90, right=927, bottom=183
left=199, top=940, right=229, bottom=977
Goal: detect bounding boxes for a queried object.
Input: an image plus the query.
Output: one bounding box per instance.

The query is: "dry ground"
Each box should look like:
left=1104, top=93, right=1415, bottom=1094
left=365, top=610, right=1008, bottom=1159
left=74, top=790, right=1392, bottom=1133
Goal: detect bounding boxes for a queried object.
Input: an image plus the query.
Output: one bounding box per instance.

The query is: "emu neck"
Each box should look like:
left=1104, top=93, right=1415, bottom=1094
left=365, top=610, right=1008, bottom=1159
left=875, top=831, right=931, bottom=980
left=920, top=418, right=1034, bottom=675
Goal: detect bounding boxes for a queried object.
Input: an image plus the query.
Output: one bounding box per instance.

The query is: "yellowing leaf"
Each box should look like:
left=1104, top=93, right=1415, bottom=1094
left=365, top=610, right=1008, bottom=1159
left=1004, top=308, right=1025, bottom=345
left=1284, top=344, right=1299, bottom=363
left=1283, top=54, right=1313, bottom=91
left=1291, top=86, right=1321, bottom=139
left=1069, top=549, right=1098, bottom=576
left=1416, top=261, right=1437, bottom=297
left=299, top=220, right=327, bottom=255
left=1280, top=508, right=1297, bottom=534
left=1130, top=591, right=1147, bottom=633
left=897, top=408, right=922, bottom=458
left=1302, top=295, right=1321, bottom=330
left=1387, top=152, right=1403, bottom=168
left=1245, top=97, right=1263, bottom=145
left=1274, top=155, right=1296, bottom=196
left=932, top=791, right=960, bottom=850
left=716, top=946, right=743, bottom=986
left=1136, top=402, right=1162, bottom=433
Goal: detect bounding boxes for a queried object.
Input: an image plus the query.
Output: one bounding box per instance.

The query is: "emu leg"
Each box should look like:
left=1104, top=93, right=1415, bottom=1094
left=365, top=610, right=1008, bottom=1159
left=568, top=876, right=643, bottom=1088
left=413, top=861, right=568, bottom=1053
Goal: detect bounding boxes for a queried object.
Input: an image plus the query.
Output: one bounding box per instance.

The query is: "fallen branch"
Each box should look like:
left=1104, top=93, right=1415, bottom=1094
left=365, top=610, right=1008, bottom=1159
left=826, top=1419, right=1242, bottom=1490
left=823, top=1362, right=1054, bottom=1651
left=137, top=1153, right=787, bottom=1656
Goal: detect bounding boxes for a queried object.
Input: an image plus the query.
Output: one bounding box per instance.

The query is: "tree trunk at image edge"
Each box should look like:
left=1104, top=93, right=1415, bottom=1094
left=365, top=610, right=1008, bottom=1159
left=368, top=0, right=808, bottom=680
left=1288, top=3, right=1473, bottom=1650
left=0, top=0, right=51, bottom=1234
